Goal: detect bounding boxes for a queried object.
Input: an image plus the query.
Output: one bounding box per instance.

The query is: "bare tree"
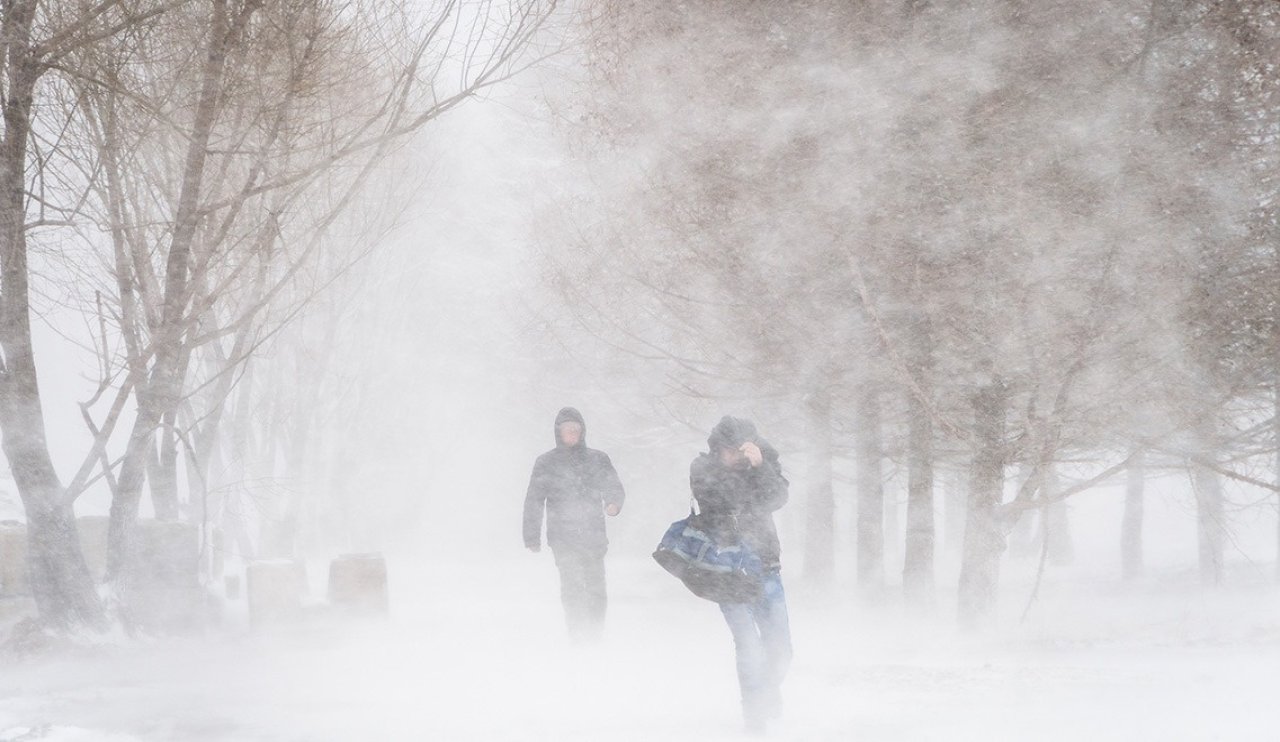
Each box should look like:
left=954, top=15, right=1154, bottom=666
left=0, top=0, right=197, bottom=630
left=2, top=0, right=559, bottom=629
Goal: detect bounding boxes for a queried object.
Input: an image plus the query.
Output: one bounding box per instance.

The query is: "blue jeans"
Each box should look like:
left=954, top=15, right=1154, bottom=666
left=719, top=571, right=792, bottom=721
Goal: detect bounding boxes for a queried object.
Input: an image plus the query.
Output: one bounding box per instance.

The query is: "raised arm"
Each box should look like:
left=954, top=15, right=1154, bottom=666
left=751, top=444, right=789, bottom=512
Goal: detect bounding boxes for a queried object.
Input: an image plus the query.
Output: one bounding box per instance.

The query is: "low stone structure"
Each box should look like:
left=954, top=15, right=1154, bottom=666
left=1, top=516, right=115, bottom=599
left=327, top=553, right=388, bottom=616
left=1, top=517, right=206, bottom=631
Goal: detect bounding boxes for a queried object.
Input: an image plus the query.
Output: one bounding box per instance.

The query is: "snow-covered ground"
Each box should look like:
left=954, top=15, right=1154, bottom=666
left=1, top=552, right=1276, bottom=741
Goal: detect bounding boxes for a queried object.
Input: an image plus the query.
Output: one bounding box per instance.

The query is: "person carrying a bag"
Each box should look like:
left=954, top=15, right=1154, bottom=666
left=690, top=415, right=792, bottom=733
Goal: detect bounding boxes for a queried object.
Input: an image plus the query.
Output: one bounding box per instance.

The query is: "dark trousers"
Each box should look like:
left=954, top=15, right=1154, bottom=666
left=552, top=547, right=607, bottom=641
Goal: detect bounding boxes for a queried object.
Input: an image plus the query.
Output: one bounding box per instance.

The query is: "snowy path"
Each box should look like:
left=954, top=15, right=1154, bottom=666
left=1, top=555, right=1277, bottom=741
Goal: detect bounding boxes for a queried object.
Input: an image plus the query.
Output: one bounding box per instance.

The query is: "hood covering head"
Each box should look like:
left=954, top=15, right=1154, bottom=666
left=554, top=407, right=586, bottom=447
left=707, top=415, right=757, bottom=453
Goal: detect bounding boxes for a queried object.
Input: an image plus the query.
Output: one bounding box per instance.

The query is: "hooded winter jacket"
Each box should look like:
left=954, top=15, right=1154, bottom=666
left=523, top=407, right=626, bottom=555
left=690, top=416, right=789, bottom=570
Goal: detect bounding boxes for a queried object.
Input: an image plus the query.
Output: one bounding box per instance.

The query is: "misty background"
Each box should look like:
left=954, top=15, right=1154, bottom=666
left=1, top=1, right=1278, bottom=740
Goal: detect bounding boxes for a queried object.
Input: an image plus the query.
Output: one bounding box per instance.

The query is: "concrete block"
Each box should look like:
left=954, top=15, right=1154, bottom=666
left=327, top=553, right=388, bottom=616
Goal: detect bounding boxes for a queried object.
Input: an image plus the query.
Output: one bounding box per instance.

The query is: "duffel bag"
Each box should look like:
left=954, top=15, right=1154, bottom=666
left=652, top=511, right=764, bottom=604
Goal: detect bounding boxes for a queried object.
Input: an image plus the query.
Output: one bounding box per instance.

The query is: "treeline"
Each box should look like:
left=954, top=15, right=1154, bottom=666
left=533, top=0, right=1279, bottom=626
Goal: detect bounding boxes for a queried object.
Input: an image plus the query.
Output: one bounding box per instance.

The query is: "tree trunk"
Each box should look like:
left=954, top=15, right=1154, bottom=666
left=25, top=501, right=102, bottom=628
left=1122, top=451, right=1144, bottom=581
left=0, top=1, right=103, bottom=629
left=1039, top=467, right=1073, bottom=566
left=106, top=409, right=160, bottom=581
left=107, top=0, right=261, bottom=580
left=942, top=470, right=965, bottom=558
left=854, top=384, right=884, bottom=595
left=182, top=400, right=213, bottom=526
left=1008, top=464, right=1038, bottom=557
left=803, top=388, right=835, bottom=585
left=1274, top=374, right=1279, bottom=583
left=884, top=484, right=901, bottom=567
left=903, top=380, right=935, bottom=606
left=218, top=358, right=263, bottom=561
left=1190, top=423, right=1226, bottom=586
left=957, top=378, right=1006, bottom=630
left=149, top=409, right=182, bottom=521
left=259, top=361, right=315, bottom=559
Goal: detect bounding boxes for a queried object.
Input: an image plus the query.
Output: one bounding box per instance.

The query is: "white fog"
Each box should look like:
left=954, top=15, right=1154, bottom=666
left=1, top=1, right=1278, bottom=740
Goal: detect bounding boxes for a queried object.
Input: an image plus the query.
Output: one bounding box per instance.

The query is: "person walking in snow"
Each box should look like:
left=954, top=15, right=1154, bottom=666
left=690, top=415, right=792, bottom=732
left=523, top=407, right=625, bottom=641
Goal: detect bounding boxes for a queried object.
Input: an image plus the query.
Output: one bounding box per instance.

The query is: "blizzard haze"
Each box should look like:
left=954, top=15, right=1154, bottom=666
left=2, top=2, right=1279, bottom=741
